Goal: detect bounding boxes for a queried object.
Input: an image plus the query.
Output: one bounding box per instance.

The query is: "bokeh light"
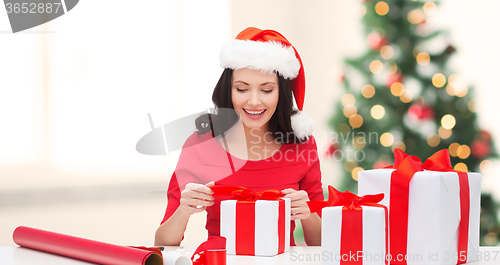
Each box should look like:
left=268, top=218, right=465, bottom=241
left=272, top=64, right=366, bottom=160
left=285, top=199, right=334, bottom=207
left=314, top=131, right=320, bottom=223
left=446, top=84, right=456, bottom=96
left=344, top=105, right=358, bottom=118
left=380, top=132, right=395, bottom=147
left=381, top=45, right=394, bottom=59
left=359, top=4, right=367, bottom=17
left=400, top=90, right=413, bottom=103
left=423, top=2, right=437, bottom=15
left=438, top=126, right=452, bottom=139
left=457, top=145, right=471, bottom=159
left=390, top=82, right=404, bottom=96
left=408, top=9, right=425, bottom=24
left=454, top=162, right=468, bottom=172
left=416, top=52, right=430, bottom=65
left=441, top=114, right=456, bottom=129
left=349, top=114, right=364, bottom=128
left=342, top=94, right=356, bottom=106
left=371, top=105, right=386, bottom=119
left=480, top=160, right=493, bottom=173
left=484, top=233, right=498, bottom=246
left=468, top=99, right=476, bottom=112
left=448, top=74, right=468, bottom=97
left=449, top=142, right=460, bottom=157
left=427, top=133, right=440, bottom=147
left=362, top=84, right=376, bottom=98
left=353, top=136, right=366, bottom=150
left=432, top=73, right=446, bottom=88
left=392, top=141, right=406, bottom=152
left=455, top=85, right=468, bottom=97
left=352, top=167, right=364, bottom=181
left=370, top=60, right=384, bottom=74
left=375, top=1, right=390, bottom=16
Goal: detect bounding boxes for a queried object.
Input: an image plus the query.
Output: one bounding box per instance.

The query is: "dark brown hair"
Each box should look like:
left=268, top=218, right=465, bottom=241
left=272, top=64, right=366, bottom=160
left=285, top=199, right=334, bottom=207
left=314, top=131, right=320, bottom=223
left=195, top=68, right=303, bottom=143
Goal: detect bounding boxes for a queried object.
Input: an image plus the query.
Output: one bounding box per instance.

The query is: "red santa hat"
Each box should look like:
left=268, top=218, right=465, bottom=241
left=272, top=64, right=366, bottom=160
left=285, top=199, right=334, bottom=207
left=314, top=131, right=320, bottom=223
left=219, top=27, right=314, bottom=139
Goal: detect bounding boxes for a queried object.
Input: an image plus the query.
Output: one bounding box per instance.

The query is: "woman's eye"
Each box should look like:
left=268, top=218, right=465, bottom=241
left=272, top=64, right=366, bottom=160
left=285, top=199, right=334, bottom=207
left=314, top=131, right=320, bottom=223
left=262, top=89, right=273, bottom=93
left=236, top=88, right=246, bottom=92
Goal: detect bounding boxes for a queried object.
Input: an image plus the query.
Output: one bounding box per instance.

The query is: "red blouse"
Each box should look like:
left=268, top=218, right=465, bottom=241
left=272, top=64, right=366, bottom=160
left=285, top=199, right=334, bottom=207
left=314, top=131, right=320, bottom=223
left=160, top=131, right=323, bottom=246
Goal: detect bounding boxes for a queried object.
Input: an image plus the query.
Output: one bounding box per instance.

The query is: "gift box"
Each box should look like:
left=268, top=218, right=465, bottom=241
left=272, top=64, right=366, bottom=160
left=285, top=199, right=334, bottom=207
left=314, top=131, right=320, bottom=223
left=215, top=187, right=291, bottom=256
left=358, top=149, right=480, bottom=265
left=308, top=186, right=387, bottom=265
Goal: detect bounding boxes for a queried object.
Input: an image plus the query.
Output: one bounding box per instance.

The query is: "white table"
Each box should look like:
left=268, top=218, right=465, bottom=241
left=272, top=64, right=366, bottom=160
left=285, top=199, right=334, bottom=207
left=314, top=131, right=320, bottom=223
left=1, top=246, right=499, bottom=264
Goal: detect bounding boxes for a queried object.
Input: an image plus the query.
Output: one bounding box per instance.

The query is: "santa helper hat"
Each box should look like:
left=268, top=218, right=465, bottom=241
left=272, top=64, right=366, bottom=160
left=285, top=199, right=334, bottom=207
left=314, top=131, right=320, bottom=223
left=219, top=27, right=314, bottom=140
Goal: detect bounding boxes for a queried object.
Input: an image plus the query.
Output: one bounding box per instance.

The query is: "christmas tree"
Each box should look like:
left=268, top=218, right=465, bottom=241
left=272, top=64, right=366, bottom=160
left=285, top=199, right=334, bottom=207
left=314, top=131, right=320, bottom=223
left=329, top=0, right=499, bottom=245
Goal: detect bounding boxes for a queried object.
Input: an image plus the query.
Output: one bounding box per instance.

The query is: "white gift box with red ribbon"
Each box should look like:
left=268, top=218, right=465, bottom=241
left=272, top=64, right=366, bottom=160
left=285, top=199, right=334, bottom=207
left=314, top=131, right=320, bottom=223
left=359, top=165, right=481, bottom=265
left=220, top=198, right=291, bottom=256
left=322, top=206, right=387, bottom=265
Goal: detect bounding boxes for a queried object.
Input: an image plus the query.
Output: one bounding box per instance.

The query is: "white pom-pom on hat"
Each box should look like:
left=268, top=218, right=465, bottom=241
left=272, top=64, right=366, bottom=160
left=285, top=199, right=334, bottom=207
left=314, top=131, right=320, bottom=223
left=291, top=111, right=315, bottom=140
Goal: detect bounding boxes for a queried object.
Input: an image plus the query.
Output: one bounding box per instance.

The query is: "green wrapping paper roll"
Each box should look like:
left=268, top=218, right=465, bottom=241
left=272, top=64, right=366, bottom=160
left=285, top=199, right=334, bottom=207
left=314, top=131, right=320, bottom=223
left=13, top=226, right=163, bottom=265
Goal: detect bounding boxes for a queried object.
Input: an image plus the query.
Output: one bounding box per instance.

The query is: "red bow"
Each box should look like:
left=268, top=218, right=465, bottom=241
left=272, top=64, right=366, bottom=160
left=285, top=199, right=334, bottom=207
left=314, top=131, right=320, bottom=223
left=307, top=186, right=384, bottom=213
left=211, top=186, right=283, bottom=201
left=388, top=149, right=469, bottom=265
left=390, top=148, right=454, bottom=171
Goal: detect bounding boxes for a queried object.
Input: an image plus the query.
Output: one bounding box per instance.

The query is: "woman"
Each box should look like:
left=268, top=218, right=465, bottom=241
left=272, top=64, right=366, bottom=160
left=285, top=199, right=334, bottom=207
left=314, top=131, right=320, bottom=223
left=155, top=27, right=323, bottom=247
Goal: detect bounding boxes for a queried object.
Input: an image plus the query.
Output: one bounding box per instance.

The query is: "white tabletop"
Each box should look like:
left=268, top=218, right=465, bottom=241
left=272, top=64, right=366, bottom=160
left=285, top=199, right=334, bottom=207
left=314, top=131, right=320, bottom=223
left=1, top=246, right=499, bottom=264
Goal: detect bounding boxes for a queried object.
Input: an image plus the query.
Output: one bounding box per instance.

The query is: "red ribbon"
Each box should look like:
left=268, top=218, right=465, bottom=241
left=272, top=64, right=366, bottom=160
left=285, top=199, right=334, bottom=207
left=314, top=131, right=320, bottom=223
left=211, top=186, right=286, bottom=256
left=211, top=186, right=284, bottom=200
left=308, top=186, right=388, bottom=265
left=388, top=149, right=470, bottom=265
left=191, top=236, right=226, bottom=265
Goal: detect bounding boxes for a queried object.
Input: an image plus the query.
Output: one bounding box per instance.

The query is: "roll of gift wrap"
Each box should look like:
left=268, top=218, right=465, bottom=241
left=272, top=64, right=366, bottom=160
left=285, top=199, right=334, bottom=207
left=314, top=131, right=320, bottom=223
left=13, top=226, right=163, bottom=265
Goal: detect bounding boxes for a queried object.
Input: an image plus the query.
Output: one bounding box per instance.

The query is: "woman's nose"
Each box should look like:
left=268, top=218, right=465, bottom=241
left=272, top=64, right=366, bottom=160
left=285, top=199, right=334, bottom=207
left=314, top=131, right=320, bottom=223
left=247, top=90, right=261, bottom=105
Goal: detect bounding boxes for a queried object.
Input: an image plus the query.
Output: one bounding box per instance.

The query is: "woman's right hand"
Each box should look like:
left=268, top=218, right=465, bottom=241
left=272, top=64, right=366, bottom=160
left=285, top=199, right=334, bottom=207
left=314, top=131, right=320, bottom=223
left=179, top=181, right=215, bottom=215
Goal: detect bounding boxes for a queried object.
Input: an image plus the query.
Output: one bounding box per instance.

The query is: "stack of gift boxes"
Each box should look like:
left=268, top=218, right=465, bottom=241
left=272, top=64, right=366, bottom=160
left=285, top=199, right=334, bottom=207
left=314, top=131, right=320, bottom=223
left=216, top=149, right=481, bottom=265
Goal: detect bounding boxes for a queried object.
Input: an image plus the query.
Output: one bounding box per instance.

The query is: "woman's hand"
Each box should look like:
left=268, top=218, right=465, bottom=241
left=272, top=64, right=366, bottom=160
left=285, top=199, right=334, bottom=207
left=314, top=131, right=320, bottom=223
left=281, top=188, right=311, bottom=220
left=179, top=181, right=215, bottom=215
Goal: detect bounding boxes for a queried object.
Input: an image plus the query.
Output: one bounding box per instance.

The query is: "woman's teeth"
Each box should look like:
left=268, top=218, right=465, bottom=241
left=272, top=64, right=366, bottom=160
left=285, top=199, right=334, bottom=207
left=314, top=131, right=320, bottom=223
left=244, top=109, right=265, bottom=115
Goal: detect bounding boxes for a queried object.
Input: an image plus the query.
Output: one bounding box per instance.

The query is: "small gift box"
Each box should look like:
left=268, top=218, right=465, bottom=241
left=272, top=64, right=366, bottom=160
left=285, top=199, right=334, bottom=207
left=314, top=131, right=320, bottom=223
left=308, top=186, right=387, bottom=265
left=358, top=149, right=481, bottom=265
left=213, top=187, right=291, bottom=256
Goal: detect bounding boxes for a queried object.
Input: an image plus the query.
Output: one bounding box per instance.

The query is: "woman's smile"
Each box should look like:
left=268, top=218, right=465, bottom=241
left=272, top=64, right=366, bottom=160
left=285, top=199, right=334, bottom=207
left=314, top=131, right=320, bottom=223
left=243, top=108, right=267, bottom=119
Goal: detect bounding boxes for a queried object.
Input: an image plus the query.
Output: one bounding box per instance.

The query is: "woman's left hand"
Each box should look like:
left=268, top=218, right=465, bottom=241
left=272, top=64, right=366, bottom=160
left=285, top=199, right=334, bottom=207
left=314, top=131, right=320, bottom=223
left=281, top=188, right=311, bottom=220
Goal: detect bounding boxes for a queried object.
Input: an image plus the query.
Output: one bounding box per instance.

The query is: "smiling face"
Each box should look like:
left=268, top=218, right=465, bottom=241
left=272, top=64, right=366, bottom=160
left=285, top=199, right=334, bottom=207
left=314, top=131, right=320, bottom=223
left=231, top=68, right=279, bottom=132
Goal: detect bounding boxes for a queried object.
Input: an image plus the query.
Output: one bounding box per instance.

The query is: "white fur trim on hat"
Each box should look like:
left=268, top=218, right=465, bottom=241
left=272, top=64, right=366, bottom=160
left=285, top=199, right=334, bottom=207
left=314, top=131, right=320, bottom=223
left=291, top=111, right=314, bottom=140
left=219, top=40, right=301, bottom=79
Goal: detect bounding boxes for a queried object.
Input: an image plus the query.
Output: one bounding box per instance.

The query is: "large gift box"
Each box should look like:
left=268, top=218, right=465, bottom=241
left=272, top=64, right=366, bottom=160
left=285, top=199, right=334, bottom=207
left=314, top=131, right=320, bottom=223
left=309, top=186, right=387, bottom=265
left=358, top=149, right=480, bottom=265
left=213, top=187, right=291, bottom=256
